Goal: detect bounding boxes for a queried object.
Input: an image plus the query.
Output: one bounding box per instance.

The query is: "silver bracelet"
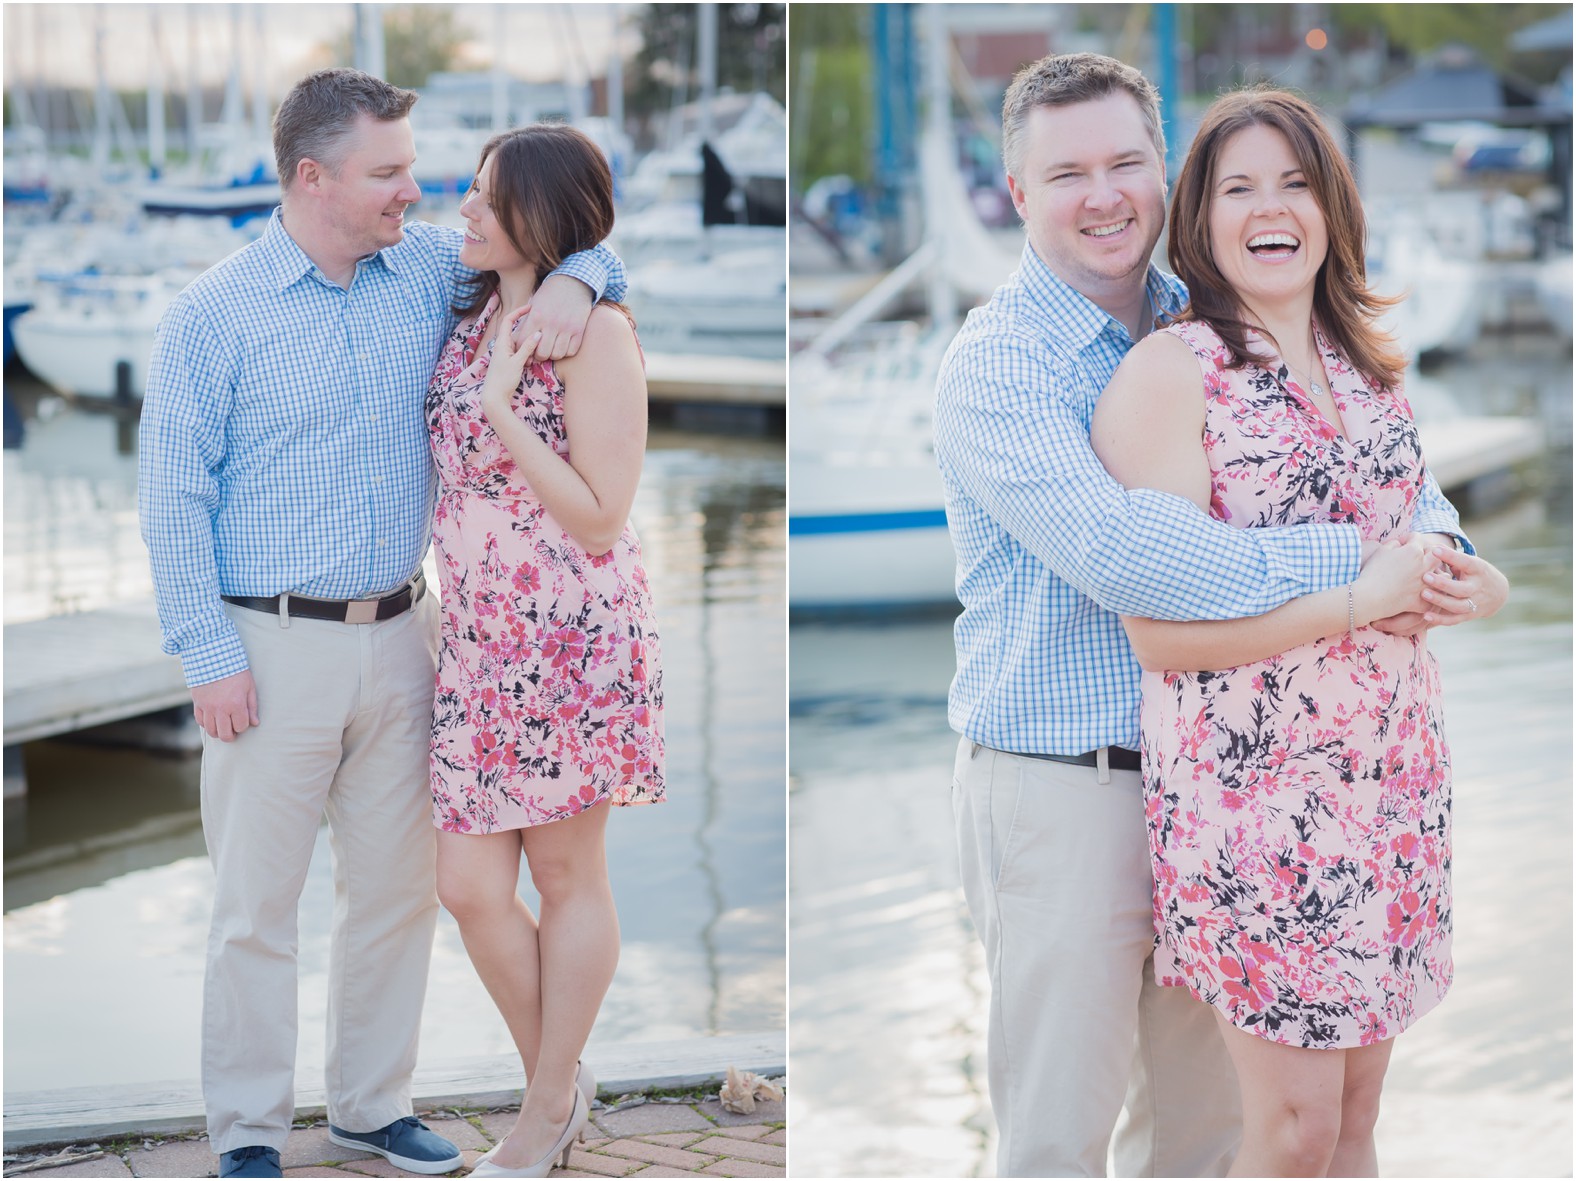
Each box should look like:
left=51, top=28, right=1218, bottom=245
left=1347, top=583, right=1356, bottom=637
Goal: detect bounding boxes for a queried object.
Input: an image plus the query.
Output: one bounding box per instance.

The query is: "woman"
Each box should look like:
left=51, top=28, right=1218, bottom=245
left=1092, top=89, right=1508, bottom=1177
left=425, top=124, right=665, bottom=1178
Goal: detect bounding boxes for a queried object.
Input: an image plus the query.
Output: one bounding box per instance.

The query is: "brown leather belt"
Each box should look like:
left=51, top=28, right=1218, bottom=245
left=1004, top=745, right=1142, bottom=773
left=223, top=572, right=425, bottom=625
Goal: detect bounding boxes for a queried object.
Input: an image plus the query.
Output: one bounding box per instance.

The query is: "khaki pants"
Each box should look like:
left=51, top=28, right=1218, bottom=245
left=200, top=596, right=440, bottom=1154
left=951, top=739, right=1241, bottom=1177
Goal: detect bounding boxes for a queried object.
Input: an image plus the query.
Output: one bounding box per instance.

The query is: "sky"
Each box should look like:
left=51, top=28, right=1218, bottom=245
left=3, top=3, right=634, bottom=94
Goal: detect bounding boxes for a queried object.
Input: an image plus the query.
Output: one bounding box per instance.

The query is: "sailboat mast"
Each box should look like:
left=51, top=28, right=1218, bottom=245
left=251, top=5, right=269, bottom=151
left=355, top=5, right=386, bottom=80
left=697, top=4, right=717, bottom=148
left=491, top=6, right=508, bottom=132
left=148, top=8, right=167, bottom=173
left=186, top=6, right=202, bottom=161
left=923, top=4, right=956, bottom=327
left=92, top=6, right=112, bottom=170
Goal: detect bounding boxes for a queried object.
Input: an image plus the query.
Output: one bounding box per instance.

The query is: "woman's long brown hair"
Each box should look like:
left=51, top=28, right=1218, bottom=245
left=453, top=122, right=629, bottom=324
left=1166, top=87, right=1404, bottom=392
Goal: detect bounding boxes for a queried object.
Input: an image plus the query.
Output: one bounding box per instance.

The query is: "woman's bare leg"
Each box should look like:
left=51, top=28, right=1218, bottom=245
left=436, top=829, right=542, bottom=1084
left=492, top=801, right=618, bottom=1167
left=1327, top=1038, right=1396, bottom=1177
left=1215, top=1010, right=1346, bottom=1177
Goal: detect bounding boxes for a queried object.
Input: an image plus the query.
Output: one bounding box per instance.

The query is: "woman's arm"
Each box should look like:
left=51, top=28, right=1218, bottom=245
left=480, top=303, right=647, bottom=555
left=1090, top=334, right=1429, bottom=672
left=1115, top=543, right=1432, bottom=671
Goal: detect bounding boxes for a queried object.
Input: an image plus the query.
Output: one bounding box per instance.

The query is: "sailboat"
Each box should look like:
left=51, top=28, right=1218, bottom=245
left=788, top=8, right=999, bottom=610
left=137, top=7, right=279, bottom=225
left=619, top=7, right=788, bottom=360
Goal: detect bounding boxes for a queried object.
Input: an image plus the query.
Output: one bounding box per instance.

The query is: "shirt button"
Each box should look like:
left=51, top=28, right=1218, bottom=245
left=357, top=352, right=369, bottom=363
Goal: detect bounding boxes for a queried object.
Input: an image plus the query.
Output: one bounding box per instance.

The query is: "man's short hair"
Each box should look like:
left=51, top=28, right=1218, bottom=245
left=1001, top=53, right=1165, bottom=180
left=273, top=68, right=419, bottom=189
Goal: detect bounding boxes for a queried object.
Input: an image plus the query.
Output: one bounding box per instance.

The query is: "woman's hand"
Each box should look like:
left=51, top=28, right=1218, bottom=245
left=479, top=305, right=543, bottom=423
left=1419, top=546, right=1510, bottom=624
left=1353, top=535, right=1433, bottom=626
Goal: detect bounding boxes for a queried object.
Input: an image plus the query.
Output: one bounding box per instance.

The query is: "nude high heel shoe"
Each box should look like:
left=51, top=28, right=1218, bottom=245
left=468, top=1090, right=588, bottom=1178
left=574, top=1062, right=596, bottom=1140
left=476, top=1061, right=597, bottom=1165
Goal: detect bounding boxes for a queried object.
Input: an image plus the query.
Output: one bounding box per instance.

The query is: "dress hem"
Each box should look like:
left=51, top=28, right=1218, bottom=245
left=431, top=786, right=666, bottom=835
left=1158, top=961, right=1453, bottom=1050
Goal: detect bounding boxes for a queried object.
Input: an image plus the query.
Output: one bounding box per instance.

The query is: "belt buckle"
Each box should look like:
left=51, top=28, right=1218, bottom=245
left=344, top=598, right=380, bottom=625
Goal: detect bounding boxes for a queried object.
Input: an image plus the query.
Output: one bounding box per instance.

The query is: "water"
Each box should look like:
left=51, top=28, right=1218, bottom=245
left=788, top=334, right=1573, bottom=1178
left=3, top=380, right=786, bottom=1093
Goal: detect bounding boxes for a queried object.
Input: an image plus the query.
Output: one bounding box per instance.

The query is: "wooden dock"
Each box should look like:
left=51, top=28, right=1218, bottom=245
left=1419, top=416, right=1546, bottom=494
left=3, top=600, right=187, bottom=750
left=2, top=1029, right=785, bottom=1150
left=644, top=352, right=785, bottom=407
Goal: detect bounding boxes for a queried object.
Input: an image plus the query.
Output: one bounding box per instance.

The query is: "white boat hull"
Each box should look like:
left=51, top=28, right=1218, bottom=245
left=11, top=309, right=159, bottom=399
left=788, top=454, right=956, bottom=609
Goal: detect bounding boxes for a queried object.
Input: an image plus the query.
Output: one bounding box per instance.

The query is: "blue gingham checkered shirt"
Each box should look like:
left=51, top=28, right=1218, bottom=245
left=139, top=208, right=626, bottom=687
left=933, top=243, right=1466, bottom=754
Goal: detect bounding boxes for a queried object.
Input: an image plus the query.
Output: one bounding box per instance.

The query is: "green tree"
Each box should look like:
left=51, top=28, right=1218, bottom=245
left=326, top=6, right=465, bottom=89
left=629, top=3, right=787, bottom=117
left=791, top=5, right=871, bottom=188
left=1363, top=3, right=1572, bottom=76
left=1364, top=4, right=1546, bottom=67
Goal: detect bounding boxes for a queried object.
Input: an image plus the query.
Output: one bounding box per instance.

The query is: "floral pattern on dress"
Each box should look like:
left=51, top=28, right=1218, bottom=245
left=426, top=295, right=664, bottom=834
left=1142, top=318, right=1451, bottom=1049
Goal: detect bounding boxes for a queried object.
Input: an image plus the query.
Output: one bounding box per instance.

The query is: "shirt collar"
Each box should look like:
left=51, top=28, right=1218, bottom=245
left=257, top=206, right=403, bottom=292
left=1015, top=241, right=1187, bottom=351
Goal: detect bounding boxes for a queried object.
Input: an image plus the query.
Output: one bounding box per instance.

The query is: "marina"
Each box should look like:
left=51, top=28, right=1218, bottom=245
left=786, top=5, right=1571, bottom=1178
left=2, top=3, right=789, bottom=1155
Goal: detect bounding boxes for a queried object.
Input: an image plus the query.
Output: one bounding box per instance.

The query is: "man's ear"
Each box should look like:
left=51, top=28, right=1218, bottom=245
left=1005, top=173, right=1028, bottom=222
left=295, top=156, right=325, bottom=194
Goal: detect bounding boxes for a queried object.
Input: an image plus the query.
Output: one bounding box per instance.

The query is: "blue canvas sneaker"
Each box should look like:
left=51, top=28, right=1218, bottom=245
left=218, top=1146, right=282, bottom=1178
left=328, top=1115, right=463, bottom=1174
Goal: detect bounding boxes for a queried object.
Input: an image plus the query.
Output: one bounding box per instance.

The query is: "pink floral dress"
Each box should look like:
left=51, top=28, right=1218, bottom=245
left=1142, top=318, right=1451, bottom=1049
left=425, top=295, right=665, bottom=834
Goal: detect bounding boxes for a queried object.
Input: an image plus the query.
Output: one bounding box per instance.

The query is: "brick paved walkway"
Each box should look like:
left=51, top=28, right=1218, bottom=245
left=2, top=1090, right=786, bottom=1179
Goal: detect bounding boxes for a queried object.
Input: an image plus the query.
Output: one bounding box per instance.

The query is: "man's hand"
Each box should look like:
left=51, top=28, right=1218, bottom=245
left=191, top=670, right=259, bottom=742
left=513, top=275, right=596, bottom=361
left=1363, top=531, right=1443, bottom=636
left=1370, top=610, right=1432, bottom=637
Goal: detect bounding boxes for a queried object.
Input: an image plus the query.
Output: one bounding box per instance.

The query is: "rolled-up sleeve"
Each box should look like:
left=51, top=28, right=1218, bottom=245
left=1410, top=468, right=1473, bottom=554
left=551, top=242, right=627, bottom=304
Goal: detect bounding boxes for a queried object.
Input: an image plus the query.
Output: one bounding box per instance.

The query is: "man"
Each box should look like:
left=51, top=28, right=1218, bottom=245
left=139, top=69, right=626, bottom=1180
left=933, top=54, right=1491, bottom=1177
